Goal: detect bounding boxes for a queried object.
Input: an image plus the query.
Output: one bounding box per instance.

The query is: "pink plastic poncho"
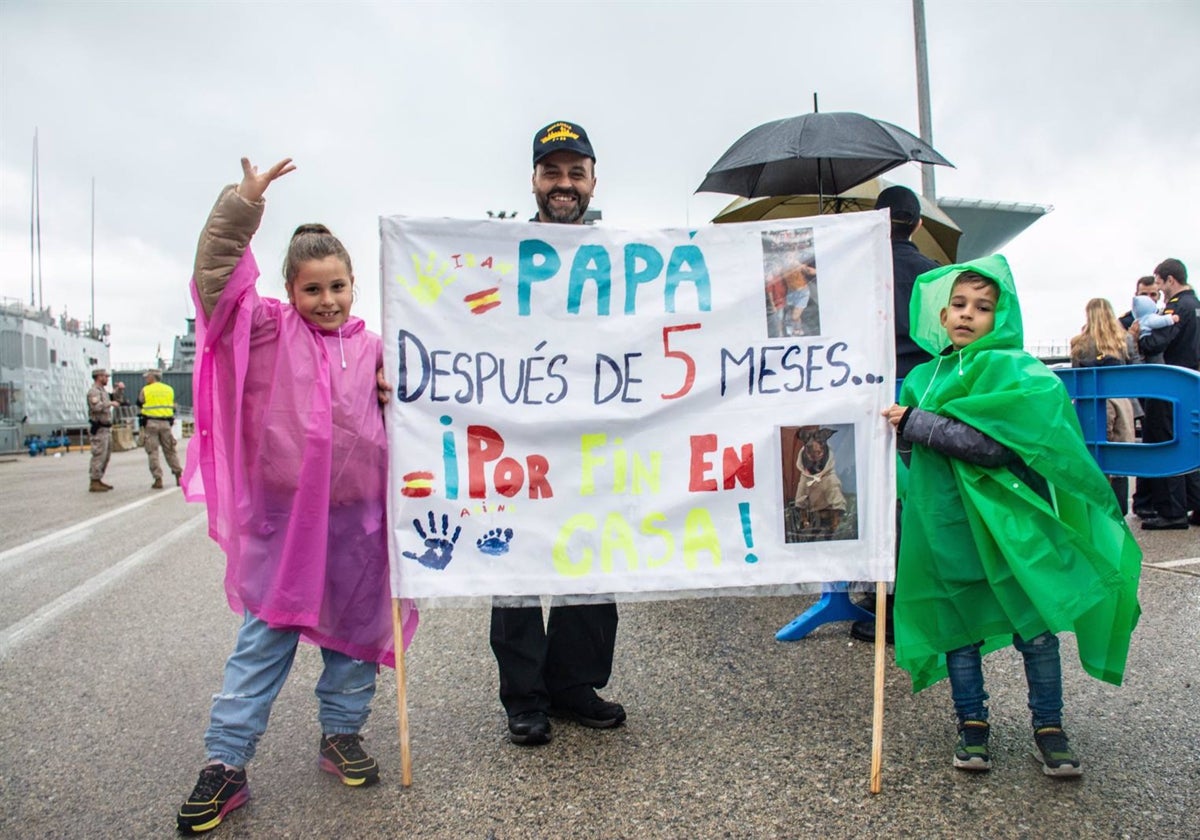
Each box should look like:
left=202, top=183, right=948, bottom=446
left=182, top=249, right=417, bottom=666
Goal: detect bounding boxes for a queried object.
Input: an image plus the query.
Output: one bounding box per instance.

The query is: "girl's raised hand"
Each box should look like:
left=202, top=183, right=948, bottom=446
left=236, top=157, right=296, bottom=202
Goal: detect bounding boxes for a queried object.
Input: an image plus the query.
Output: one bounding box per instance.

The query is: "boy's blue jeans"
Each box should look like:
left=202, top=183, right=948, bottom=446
left=946, top=631, right=1063, bottom=729
left=204, top=612, right=378, bottom=768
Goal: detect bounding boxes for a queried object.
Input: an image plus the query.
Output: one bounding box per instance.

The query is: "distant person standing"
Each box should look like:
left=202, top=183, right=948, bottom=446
left=138, top=368, right=182, bottom=489
left=1118, top=275, right=1161, bottom=516
left=86, top=368, right=124, bottom=492
left=1069, top=298, right=1138, bottom=514
left=1135, top=257, right=1200, bottom=529
left=850, top=184, right=939, bottom=644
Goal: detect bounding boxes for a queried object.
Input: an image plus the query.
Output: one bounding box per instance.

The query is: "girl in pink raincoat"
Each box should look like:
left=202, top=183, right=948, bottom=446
left=176, top=158, right=416, bottom=834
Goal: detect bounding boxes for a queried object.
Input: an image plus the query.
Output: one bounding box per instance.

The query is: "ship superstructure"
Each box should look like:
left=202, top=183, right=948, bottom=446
left=0, top=297, right=110, bottom=449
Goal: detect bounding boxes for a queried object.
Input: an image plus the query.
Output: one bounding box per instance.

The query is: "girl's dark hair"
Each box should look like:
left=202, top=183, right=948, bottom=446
left=283, top=223, right=353, bottom=283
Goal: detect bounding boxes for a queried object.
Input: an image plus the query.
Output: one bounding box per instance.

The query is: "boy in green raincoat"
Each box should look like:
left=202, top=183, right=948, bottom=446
left=884, top=255, right=1141, bottom=777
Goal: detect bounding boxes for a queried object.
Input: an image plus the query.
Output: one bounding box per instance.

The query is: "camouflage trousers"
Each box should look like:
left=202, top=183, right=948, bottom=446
left=143, top=418, right=182, bottom=480
left=89, top=425, right=112, bottom=480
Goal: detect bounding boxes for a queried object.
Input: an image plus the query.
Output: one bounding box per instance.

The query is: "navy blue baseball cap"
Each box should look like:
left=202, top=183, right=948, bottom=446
left=532, top=121, right=595, bottom=166
left=875, top=185, right=922, bottom=225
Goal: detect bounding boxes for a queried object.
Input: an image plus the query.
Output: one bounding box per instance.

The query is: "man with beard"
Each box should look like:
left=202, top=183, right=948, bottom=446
left=1134, top=257, right=1200, bottom=529
left=489, top=121, right=626, bottom=746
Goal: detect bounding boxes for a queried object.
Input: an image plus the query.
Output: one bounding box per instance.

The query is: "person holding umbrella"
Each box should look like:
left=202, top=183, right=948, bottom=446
left=878, top=185, right=940, bottom=379
left=850, top=185, right=939, bottom=645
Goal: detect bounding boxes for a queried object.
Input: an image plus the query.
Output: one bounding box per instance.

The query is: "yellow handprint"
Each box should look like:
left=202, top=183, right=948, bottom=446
left=396, top=252, right=456, bottom=305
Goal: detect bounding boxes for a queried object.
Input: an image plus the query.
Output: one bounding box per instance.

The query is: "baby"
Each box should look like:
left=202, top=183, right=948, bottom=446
left=1131, top=293, right=1178, bottom=336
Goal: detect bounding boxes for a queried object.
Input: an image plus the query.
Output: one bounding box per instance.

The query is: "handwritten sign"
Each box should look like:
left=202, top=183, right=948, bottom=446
left=381, top=212, right=896, bottom=599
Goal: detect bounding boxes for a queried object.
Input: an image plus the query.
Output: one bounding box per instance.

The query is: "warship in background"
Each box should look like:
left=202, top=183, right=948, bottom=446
left=1, top=131, right=115, bottom=453
left=166, top=317, right=195, bottom=373
left=0, top=299, right=111, bottom=452
left=2, top=311, right=197, bottom=455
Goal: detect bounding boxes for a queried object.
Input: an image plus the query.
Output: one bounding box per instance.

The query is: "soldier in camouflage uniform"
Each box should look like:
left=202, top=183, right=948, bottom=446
left=86, top=368, right=124, bottom=492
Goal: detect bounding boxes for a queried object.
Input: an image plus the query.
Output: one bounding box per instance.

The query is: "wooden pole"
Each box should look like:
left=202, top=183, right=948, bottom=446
left=869, top=581, right=887, bottom=794
left=390, top=598, right=413, bottom=787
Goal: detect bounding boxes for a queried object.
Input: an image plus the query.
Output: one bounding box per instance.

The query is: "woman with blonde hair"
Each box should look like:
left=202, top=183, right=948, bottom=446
left=1070, top=297, right=1136, bottom=365
left=1069, top=297, right=1137, bottom=513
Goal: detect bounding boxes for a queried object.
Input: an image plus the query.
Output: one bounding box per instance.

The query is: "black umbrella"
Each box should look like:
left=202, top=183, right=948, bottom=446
left=697, top=111, right=953, bottom=201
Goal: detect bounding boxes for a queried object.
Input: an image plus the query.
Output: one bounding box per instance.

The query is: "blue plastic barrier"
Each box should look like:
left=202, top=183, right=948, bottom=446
left=777, top=364, right=1200, bottom=642
left=1055, top=365, right=1200, bottom=475
left=775, top=586, right=874, bottom=641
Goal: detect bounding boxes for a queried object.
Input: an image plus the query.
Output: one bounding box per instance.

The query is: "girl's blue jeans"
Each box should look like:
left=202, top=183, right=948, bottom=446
left=204, top=612, right=378, bottom=768
left=946, top=631, right=1063, bottom=729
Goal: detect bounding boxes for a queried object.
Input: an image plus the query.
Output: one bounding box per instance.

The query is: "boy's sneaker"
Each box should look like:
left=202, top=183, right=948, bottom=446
left=176, top=763, right=250, bottom=834
left=953, top=720, right=992, bottom=771
left=319, top=733, right=380, bottom=786
left=1034, top=726, right=1083, bottom=777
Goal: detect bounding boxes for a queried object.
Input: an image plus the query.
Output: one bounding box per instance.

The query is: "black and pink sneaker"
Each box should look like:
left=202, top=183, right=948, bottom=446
left=319, top=733, right=380, bottom=786
left=176, top=763, right=250, bottom=834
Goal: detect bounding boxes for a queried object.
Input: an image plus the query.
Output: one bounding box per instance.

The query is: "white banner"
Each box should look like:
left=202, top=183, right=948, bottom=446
left=381, top=212, right=895, bottom=600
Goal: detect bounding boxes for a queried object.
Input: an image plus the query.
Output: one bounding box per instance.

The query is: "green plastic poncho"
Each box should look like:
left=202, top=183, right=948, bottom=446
left=894, top=254, right=1142, bottom=692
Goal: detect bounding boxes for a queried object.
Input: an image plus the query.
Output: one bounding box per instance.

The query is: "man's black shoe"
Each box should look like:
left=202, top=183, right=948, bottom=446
left=850, top=619, right=893, bottom=644
left=1132, top=506, right=1156, bottom=519
left=1141, top=516, right=1189, bottom=530
left=507, top=711, right=551, bottom=746
left=549, top=691, right=626, bottom=729
left=854, top=595, right=876, bottom=613
left=1189, top=512, right=1200, bottom=526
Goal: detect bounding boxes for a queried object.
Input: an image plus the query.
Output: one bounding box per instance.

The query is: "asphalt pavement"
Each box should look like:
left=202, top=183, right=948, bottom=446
left=1, top=448, right=1197, bottom=839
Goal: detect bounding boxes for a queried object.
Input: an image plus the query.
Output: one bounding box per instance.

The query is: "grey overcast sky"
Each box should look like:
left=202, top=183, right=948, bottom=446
left=1, top=0, right=1197, bottom=365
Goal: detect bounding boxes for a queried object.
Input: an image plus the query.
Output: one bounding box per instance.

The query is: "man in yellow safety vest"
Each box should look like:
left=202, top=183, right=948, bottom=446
left=138, top=369, right=182, bottom=489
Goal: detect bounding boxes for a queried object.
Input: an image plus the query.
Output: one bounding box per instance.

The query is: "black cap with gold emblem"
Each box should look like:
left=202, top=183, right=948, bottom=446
left=532, top=121, right=595, bottom=166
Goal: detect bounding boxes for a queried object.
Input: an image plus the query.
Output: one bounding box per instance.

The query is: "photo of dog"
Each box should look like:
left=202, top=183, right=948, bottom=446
left=780, top=424, right=858, bottom=543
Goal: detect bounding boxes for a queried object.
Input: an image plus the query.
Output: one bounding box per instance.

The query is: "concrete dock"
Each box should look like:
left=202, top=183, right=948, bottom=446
left=1, top=450, right=1197, bottom=839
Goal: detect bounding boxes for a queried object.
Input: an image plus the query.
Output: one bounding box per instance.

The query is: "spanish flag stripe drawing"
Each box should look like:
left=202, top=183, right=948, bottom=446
left=464, top=287, right=501, bottom=314
left=463, top=287, right=500, bottom=303
left=401, top=471, right=434, bottom=498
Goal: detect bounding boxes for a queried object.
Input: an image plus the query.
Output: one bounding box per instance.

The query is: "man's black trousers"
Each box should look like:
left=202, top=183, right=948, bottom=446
left=490, top=600, right=618, bottom=717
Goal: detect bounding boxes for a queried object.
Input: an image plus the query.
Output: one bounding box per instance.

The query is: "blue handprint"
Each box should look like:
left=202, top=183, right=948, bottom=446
left=476, top=527, right=514, bottom=557
left=403, top=511, right=461, bottom=570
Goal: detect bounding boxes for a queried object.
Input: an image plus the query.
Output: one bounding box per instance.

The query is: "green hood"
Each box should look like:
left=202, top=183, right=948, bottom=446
left=894, top=254, right=1142, bottom=693
left=909, top=253, right=1023, bottom=358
